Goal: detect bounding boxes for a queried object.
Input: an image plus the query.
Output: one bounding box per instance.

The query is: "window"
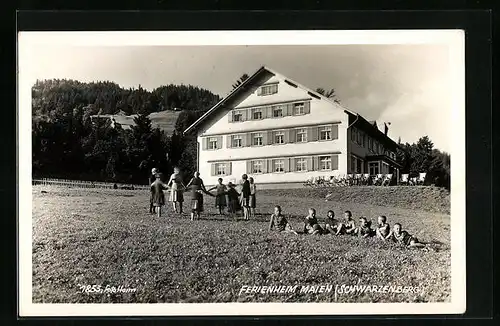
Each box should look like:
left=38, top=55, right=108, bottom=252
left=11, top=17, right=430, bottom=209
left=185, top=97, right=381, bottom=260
left=356, top=130, right=363, bottom=145
left=274, top=159, right=285, bottom=172
left=216, top=163, right=227, bottom=176
left=253, top=109, right=263, bottom=120
left=350, top=155, right=357, bottom=172
left=294, top=102, right=305, bottom=115
left=319, top=126, right=332, bottom=141
left=232, top=135, right=242, bottom=148
left=274, top=131, right=285, bottom=144
left=296, top=158, right=307, bottom=172
left=259, top=84, right=278, bottom=96
left=253, top=133, right=263, bottom=146
left=351, top=128, right=357, bottom=142
left=208, top=137, right=218, bottom=150
left=369, top=162, right=379, bottom=175
left=272, top=106, right=283, bottom=118
left=252, top=160, right=263, bottom=174
left=233, top=111, right=242, bottom=122
left=296, top=128, right=307, bottom=142
left=319, top=156, right=332, bottom=170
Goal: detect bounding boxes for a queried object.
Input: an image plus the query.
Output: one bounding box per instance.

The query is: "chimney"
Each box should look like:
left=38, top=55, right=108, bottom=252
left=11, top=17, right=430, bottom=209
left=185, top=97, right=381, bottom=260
left=384, top=123, right=389, bottom=136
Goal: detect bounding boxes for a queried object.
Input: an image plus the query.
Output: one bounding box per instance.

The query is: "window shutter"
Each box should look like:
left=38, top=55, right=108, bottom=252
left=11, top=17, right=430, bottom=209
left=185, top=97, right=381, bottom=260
left=331, top=124, right=339, bottom=140
left=283, top=130, right=289, bottom=143
left=331, top=155, right=338, bottom=170
left=217, top=136, right=223, bottom=149
left=287, top=103, right=294, bottom=116
left=257, top=87, right=262, bottom=96
left=307, top=157, right=314, bottom=171
left=228, top=162, right=232, bottom=175
left=266, top=106, right=273, bottom=118
left=304, top=101, right=311, bottom=114
left=267, top=159, right=273, bottom=173
left=313, top=156, right=320, bottom=171
left=312, top=127, right=319, bottom=141
left=241, top=134, right=246, bottom=147
left=228, top=111, right=233, bottom=122
left=288, top=129, right=295, bottom=143
left=263, top=159, right=268, bottom=174
left=284, top=158, right=290, bottom=172
left=307, top=128, right=313, bottom=143
left=267, top=131, right=273, bottom=145
left=241, top=110, right=247, bottom=122
left=246, top=133, right=252, bottom=147
left=211, top=163, right=216, bottom=176
left=226, top=135, right=232, bottom=148
left=262, top=132, right=267, bottom=145
left=246, top=161, right=252, bottom=173
left=202, top=138, right=208, bottom=150
left=290, top=158, right=296, bottom=172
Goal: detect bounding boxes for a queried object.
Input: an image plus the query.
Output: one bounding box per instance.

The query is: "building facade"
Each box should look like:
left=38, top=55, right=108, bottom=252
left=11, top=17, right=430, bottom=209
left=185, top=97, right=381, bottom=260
left=184, top=66, right=401, bottom=187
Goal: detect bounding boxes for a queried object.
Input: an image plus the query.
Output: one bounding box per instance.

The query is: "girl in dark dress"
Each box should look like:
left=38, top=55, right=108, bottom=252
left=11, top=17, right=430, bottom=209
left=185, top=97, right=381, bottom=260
left=207, top=178, right=228, bottom=215
left=149, top=168, right=158, bottom=214
left=185, top=171, right=213, bottom=221
left=226, top=182, right=241, bottom=219
left=150, top=173, right=168, bottom=218
left=240, top=174, right=251, bottom=220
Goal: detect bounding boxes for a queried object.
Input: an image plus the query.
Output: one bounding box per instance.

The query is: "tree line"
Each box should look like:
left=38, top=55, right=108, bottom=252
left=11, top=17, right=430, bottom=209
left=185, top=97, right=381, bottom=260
left=32, top=78, right=450, bottom=189
left=32, top=79, right=217, bottom=184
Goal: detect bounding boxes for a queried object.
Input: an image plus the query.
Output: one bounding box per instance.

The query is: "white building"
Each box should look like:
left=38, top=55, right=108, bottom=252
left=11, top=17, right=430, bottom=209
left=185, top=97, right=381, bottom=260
left=184, top=66, right=401, bottom=187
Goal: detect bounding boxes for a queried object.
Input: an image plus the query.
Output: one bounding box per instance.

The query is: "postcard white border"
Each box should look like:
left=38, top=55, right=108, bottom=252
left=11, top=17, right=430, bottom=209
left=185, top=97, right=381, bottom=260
left=18, top=30, right=466, bottom=316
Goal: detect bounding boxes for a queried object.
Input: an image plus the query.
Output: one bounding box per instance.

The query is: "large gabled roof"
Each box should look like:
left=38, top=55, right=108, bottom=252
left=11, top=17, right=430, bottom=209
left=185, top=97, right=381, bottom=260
left=182, top=65, right=401, bottom=150
left=183, top=65, right=357, bottom=135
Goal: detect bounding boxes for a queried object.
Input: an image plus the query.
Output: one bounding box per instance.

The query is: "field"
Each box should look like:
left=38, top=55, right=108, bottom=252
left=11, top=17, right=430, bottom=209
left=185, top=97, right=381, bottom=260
left=31, top=185, right=451, bottom=303
left=108, top=110, right=182, bottom=134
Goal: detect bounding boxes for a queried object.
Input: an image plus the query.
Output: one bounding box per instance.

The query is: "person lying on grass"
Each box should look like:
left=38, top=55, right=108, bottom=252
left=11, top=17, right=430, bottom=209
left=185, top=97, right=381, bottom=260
left=207, top=178, right=227, bottom=215
left=336, top=210, right=357, bottom=235
left=150, top=173, right=168, bottom=218
left=375, top=215, right=393, bottom=241
left=268, top=205, right=298, bottom=235
left=356, top=217, right=375, bottom=238
left=323, top=210, right=339, bottom=234
left=303, top=208, right=323, bottom=235
left=391, top=223, right=426, bottom=248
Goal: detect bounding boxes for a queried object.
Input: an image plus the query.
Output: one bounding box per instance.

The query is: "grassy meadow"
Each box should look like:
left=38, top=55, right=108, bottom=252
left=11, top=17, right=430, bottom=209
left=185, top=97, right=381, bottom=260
left=31, top=185, right=451, bottom=303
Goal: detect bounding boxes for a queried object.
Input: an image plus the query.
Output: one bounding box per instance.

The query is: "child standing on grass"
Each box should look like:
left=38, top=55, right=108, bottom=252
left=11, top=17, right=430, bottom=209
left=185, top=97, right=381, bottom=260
left=207, top=178, right=227, bottom=215
left=376, top=215, right=393, bottom=241
left=150, top=173, right=168, bottom=218
left=149, top=168, right=158, bottom=214
left=268, top=205, right=298, bottom=234
left=240, top=174, right=251, bottom=221
left=303, top=208, right=323, bottom=235
left=356, top=217, right=375, bottom=238
left=391, top=223, right=426, bottom=248
left=323, top=210, right=339, bottom=234
left=249, top=177, right=257, bottom=218
left=226, top=182, right=241, bottom=219
left=336, top=210, right=357, bottom=235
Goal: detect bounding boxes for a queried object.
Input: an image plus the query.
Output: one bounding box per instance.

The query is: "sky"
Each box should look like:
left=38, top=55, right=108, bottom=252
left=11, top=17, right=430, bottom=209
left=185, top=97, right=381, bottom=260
left=22, top=43, right=454, bottom=152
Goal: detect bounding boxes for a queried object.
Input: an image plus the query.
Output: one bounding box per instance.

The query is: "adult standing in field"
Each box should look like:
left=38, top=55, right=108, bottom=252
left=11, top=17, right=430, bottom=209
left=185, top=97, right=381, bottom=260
left=149, top=168, right=159, bottom=214
left=240, top=174, right=251, bottom=220
left=186, top=171, right=213, bottom=221
left=167, top=167, right=186, bottom=214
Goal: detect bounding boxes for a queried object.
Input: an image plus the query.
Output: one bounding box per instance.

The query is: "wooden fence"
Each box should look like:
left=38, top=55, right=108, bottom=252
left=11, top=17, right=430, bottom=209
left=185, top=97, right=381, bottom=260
left=32, top=178, right=150, bottom=190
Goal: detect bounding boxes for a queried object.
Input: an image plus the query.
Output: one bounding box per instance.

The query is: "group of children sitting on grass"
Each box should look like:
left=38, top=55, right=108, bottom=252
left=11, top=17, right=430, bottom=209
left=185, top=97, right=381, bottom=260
left=268, top=205, right=426, bottom=248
